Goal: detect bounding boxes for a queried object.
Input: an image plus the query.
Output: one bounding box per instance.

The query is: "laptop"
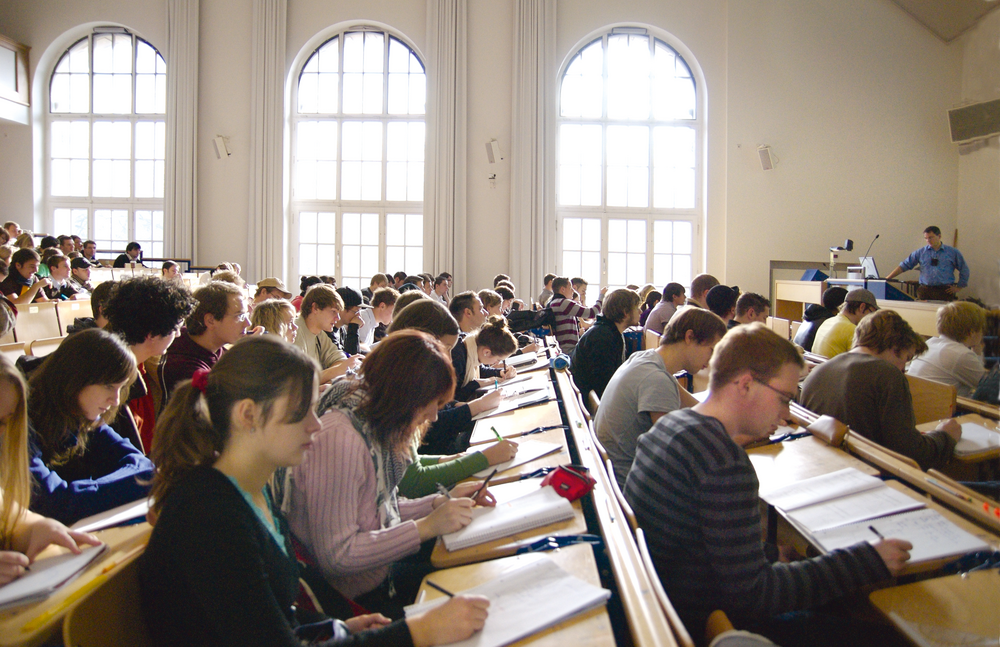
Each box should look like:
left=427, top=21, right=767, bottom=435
left=859, top=256, right=879, bottom=279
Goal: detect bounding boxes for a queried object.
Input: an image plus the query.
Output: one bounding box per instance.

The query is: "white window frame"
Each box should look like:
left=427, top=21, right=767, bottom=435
left=556, top=26, right=706, bottom=293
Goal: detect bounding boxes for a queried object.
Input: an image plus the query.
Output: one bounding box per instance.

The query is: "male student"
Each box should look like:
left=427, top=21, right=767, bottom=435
left=548, top=276, right=606, bottom=354
left=104, top=276, right=197, bottom=452
left=885, top=225, right=969, bottom=301
left=793, top=286, right=847, bottom=352
left=113, top=242, right=144, bottom=268
left=537, top=273, right=556, bottom=306
left=160, top=281, right=249, bottom=402
left=812, top=288, right=878, bottom=358
left=0, top=248, right=50, bottom=304
left=356, top=287, right=398, bottom=350
left=57, top=235, right=75, bottom=256
left=294, top=284, right=361, bottom=383
left=705, top=284, right=738, bottom=325
left=597, top=307, right=727, bottom=490
left=730, top=292, right=770, bottom=328
left=81, top=240, right=102, bottom=267
left=687, top=273, right=719, bottom=308
left=449, top=291, right=488, bottom=333
left=3, top=221, right=21, bottom=241
left=626, top=324, right=911, bottom=646
left=334, top=286, right=370, bottom=354
left=432, top=275, right=450, bottom=303
left=570, top=288, right=642, bottom=402
left=643, top=282, right=686, bottom=336
left=252, top=277, right=293, bottom=306
left=361, top=273, right=389, bottom=302
left=802, top=310, right=960, bottom=471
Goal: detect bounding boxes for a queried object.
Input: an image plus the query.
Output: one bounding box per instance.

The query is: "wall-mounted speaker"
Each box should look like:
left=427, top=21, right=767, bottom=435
left=758, top=145, right=774, bottom=171
left=949, top=98, right=1000, bottom=143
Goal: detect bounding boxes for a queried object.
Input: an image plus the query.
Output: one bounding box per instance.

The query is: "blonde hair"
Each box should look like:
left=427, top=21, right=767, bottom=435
left=937, top=301, right=986, bottom=343
left=0, top=356, right=29, bottom=548
left=251, top=298, right=297, bottom=339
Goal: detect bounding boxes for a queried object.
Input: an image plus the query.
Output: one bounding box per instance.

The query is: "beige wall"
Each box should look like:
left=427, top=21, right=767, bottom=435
left=2, top=0, right=991, bottom=304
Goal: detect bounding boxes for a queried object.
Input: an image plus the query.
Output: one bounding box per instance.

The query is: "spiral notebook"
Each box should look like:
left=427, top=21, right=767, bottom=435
left=441, top=485, right=575, bottom=552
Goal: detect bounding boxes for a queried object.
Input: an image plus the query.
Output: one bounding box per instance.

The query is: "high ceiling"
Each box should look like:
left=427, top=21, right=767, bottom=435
left=889, top=0, right=1000, bottom=42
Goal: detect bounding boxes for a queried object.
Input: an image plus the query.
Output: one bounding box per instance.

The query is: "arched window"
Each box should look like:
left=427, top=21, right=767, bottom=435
left=291, top=28, right=425, bottom=289
left=47, top=28, right=166, bottom=260
left=558, top=27, right=702, bottom=296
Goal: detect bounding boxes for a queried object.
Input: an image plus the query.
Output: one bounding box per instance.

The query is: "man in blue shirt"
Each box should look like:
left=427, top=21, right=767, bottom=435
left=885, top=226, right=969, bottom=301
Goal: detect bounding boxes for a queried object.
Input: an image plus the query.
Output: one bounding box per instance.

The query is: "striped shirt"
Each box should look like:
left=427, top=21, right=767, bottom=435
left=548, top=295, right=602, bottom=354
left=624, top=408, right=890, bottom=634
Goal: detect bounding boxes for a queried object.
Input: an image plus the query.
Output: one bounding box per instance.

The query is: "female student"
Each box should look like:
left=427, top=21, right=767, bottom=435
left=251, top=298, right=299, bottom=344
left=160, top=260, right=181, bottom=282
left=27, top=329, right=153, bottom=525
left=0, top=357, right=100, bottom=585
left=287, top=331, right=495, bottom=618
left=450, top=315, right=518, bottom=402
left=140, top=335, right=487, bottom=647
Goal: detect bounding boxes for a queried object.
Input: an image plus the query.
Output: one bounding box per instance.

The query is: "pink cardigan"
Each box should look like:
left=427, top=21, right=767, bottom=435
left=287, top=409, right=436, bottom=598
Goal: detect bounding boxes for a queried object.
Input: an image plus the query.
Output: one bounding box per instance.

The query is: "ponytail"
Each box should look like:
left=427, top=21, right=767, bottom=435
left=149, top=335, right=318, bottom=515
left=475, top=315, right=517, bottom=356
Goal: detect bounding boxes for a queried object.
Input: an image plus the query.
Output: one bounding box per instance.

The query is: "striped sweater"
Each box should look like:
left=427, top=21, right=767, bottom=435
left=624, top=409, right=891, bottom=635
left=547, top=295, right=602, bottom=354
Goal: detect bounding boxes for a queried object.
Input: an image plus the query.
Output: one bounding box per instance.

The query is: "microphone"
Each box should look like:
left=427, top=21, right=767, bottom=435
left=861, top=234, right=880, bottom=261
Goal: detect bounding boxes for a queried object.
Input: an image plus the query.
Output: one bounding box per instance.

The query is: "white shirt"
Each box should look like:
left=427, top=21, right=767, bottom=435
left=907, top=335, right=985, bottom=398
left=356, top=308, right=378, bottom=349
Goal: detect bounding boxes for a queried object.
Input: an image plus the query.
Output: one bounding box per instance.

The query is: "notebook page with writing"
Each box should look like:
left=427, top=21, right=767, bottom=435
left=404, top=557, right=610, bottom=647
left=954, top=423, right=1000, bottom=456
left=761, top=467, right=885, bottom=511
left=0, top=544, right=107, bottom=611
left=810, top=508, right=989, bottom=563
left=472, top=440, right=562, bottom=478
left=786, top=485, right=925, bottom=533
left=442, top=486, right=575, bottom=551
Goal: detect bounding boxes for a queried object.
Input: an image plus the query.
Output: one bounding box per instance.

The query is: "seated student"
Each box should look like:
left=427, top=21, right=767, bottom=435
left=362, top=273, right=390, bottom=303
left=36, top=247, right=59, bottom=279
left=571, top=277, right=590, bottom=306
left=973, top=364, right=999, bottom=405
left=68, top=257, right=95, bottom=296
left=451, top=316, right=518, bottom=402
left=812, top=288, right=878, bottom=358
left=802, top=310, right=960, bottom=471
left=637, top=290, right=661, bottom=328
left=625, top=324, right=911, bottom=647
left=356, top=287, right=398, bottom=351
left=41, top=254, right=79, bottom=301
left=112, top=242, right=144, bottom=268
left=0, top=263, right=14, bottom=340
left=392, top=270, right=408, bottom=289
left=432, top=276, right=449, bottom=303
left=104, top=276, right=196, bottom=453
left=141, top=335, right=488, bottom=647
left=0, top=357, right=101, bottom=585
left=643, top=282, right=686, bottom=336
left=27, top=329, right=153, bottom=525
left=80, top=239, right=102, bottom=267
left=687, top=273, right=719, bottom=308
left=57, top=235, right=75, bottom=256
left=293, top=284, right=361, bottom=383
left=251, top=298, right=299, bottom=344
left=548, top=276, right=607, bottom=354
left=251, top=277, right=293, bottom=307
left=160, top=260, right=181, bottom=283
left=292, top=275, right=323, bottom=312
left=0, top=248, right=50, bottom=305
left=706, top=284, right=739, bottom=326
left=66, top=280, right=113, bottom=335
left=160, top=281, right=249, bottom=402
left=907, top=301, right=987, bottom=398
left=388, top=300, right=503, bottom=455
left=287, top=331, right=495, bottom=617
left=394, top=289, right=429, bottom=315
left=334, top=286, right=369, bottom=355
left=13, top=233, right=34, bottom=250
left=730, top=292, right=770, bottom=328
left=537, top=273, right=556, bottom=306
left=570, top=288, right=642, bottom=401
left=449, top=291, right=488, bottom=334
left=597, top=308, right=727, bottom=490
left=793, top=287, right=847, bottom=352
left=478, top=289, right=503, bottom=317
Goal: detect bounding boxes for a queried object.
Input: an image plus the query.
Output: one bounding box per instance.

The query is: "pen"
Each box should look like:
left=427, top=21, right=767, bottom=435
left=494, top=378, right=498, bottom=391
left=926, top=477, right=974, bottom=503
left=491, top=426, right=504, bottom=442
left=425, top=580, right=455, bottom=598
left=435, top=483, right=452, bottom=499
left=472, top=468, right=498, bottom=501
left=868, top=525, right=885, bottom=540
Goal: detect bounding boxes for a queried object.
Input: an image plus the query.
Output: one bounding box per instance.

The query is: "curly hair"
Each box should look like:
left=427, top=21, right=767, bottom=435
left=104, top=276, right=197, bottom=345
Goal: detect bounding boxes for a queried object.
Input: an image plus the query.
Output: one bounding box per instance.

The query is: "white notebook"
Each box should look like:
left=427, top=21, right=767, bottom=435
left=0, top=544, right=107, bottom=611
left=441, top=485, right=575, bottom=552
left=404, top=557, right=610, bottom=647
left=811, top=508, right=989, bottom=564
left=954, top=422, right=1000, bottom=456
left=470, top=387, right=552, bottom=421
left=504, top=351, right=538, bottom=368
left=761, top=468, right=886, bottom=511
left=472, top=440, right=562, bottom=478
left=71, top=497, right=150, bottom=533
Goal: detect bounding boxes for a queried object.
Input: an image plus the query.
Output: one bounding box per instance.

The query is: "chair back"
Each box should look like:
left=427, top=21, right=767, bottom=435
left=635, top=528, right=695, bottom=647
left=56, top=300, right=94, bottom=333
left=766, top=316, right=790, bottom=340
left=605, top=459, right=638, bottom=533
left=586, top=391, right=600, bottom=418
left=0, top=342, right=25, bottom=363
left=905, top=374, right=956, bottom=425
left=63, top=552, right=153, bottom=647
left=13, top=302, right=60, bottom=344
left=643, top=329, right=659, bottom=351
left=27, top=336, right=64, bottom=358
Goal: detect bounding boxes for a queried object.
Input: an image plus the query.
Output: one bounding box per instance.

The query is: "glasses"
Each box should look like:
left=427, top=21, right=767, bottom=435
left=753, top=378, right=796, bottom=407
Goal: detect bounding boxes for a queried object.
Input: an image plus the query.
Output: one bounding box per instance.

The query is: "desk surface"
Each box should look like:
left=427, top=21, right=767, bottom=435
left=917, top=413, right=1000, bottom=463
left=431, top=479, right=587, bottom=569
left=748, top=435, right=880, bottom=494
left=467, top=428, right=570, bottom=486
left=0, top=521, right=151, bottom=647
left=417, top=544, right=615, bottom=647
left=870, top=569, right=1000, bottom=645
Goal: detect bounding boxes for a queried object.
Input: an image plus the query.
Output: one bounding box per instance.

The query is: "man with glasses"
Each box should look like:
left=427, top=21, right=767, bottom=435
left=626, top=323, right=912, bottom=646
left=885, top=225, right=969, bottom=301
left=802, top=310, right=960, bottom=471
left=811, top=288, right=879, bottom=359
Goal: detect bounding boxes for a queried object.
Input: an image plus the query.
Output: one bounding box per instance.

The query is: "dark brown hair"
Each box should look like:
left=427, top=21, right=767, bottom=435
left=852, top=310, right=928, bottom=355
left=474, top=316, right=517, bottom=355
left=187, top=281, right=242, bottom=336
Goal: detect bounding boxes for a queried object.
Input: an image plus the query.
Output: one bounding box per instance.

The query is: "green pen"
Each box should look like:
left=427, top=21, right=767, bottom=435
left=491, top=426, right=504, bottom=442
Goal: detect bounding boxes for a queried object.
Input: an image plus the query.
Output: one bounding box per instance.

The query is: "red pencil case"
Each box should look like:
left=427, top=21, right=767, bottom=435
left=542, top=465, right=596, bottom=501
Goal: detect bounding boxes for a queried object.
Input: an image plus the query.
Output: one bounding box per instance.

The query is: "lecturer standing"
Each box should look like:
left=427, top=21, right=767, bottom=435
left=885, top=226, right=969, bottom=301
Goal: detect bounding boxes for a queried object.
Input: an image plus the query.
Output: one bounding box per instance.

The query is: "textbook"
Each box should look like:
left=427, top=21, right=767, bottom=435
left=0, top=544, right=107, bottom=611
left=404, top=557, right=611, bottom=647
left=472, top=440, right=562, bottom=478
left=760, top=467, right=925, bottom=533
left=71, top=497, right=150, bottom=533
left=810, top=508, right=989, bottom=563
left=441, top=485, right=575, bottom=551
left=954, top=422, right=1000, bottom=456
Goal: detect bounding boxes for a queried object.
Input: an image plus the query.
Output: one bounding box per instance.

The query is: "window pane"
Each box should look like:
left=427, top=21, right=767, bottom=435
left=300, top=211, right=317, bottom=243
left=653, top=40, right=696, bottom=120
left=559, top=124, right=602, bottom=206
left=560, top=40, right=602, bottom=119
left=607, top=125, right=648, bottom=208
left=581, top=218, right=601, bottom=251
left=653, top=126, right=695, bottom=209
left=607, top=34, right=650, bottom=121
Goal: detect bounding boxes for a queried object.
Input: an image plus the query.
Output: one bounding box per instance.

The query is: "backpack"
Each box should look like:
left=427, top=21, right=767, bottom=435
left=507, top=307, right=554, bottom=333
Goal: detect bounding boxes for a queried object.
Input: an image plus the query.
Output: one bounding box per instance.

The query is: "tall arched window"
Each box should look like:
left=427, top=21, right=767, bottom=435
left=291, top=28, right=425, bottom=289
left=558, top=27, right=702, bottom=296
left=48, top=28, right=166, bottom=260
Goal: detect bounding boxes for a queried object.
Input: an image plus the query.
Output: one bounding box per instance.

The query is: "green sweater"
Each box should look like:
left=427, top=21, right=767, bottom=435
left=397, top=449, right=490, bottom=498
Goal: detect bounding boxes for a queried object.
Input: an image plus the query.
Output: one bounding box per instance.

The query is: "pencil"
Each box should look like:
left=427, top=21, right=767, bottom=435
left=426, top=580, right=455, bottom=597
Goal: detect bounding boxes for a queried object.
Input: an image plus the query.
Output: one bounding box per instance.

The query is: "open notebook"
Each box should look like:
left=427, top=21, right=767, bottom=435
left=954, top=422, right=1000, bottom=456
left=441, top=485, right=575, bottom=552
left=0, top=544, right=107, bottom=611
left=404, top=557, right=610, bottom=647
left=470, top=386, right=552, bottom=421
left=472, top=440, right=562, bottom=478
